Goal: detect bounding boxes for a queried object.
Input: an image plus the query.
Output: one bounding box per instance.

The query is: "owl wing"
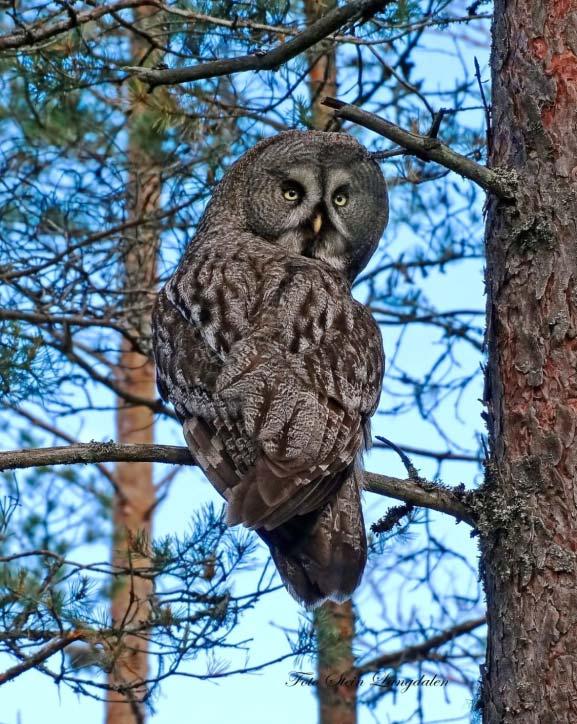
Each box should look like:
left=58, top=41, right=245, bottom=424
left=153, top=259, right=383, bottom=533
left=214, top=263, right=384, bottom=531
left=153, top=286, right=257, bottom=493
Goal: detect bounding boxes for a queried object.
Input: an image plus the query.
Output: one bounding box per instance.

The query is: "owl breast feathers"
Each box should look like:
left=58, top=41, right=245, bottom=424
left=152, top=130, right=388, bottom=608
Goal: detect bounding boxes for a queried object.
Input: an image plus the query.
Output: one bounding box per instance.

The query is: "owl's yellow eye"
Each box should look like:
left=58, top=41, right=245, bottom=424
left=283, top=187, right=300, bottom=202
left=333, top=192, right=348, bottom=207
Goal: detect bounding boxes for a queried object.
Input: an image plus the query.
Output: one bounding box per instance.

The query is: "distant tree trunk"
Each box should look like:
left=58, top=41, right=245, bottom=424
left=305, top=0, right=338, bottom=130
left=304, top=3, right=357, bottom=724
left=107, top=7, right=161, bottom=723
left=482, top=1, right=577, bottom=722
left=315, top=601, right=358, bottom=724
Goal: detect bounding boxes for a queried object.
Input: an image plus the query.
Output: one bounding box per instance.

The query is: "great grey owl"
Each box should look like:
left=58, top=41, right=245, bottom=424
left=152, top=130, right=388, bottom=608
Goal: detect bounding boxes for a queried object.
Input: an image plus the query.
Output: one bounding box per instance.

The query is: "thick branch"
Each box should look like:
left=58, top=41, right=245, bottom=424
left=124, top=0, right=390, bottom=88
left=0, top=631, right=85, bottom=685
left=368, top=435, right=476, bottom=525
left=0, top=442, right=192, bottom=470
left=364, top=474, right=474, bottom=525
left=321, top=97, right=517, bottom=199
left=0, top=443, right=476, bottom=525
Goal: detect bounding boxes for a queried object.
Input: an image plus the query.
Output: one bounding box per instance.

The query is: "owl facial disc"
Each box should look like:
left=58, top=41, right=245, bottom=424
left=229, top=130, right=388, bottom=281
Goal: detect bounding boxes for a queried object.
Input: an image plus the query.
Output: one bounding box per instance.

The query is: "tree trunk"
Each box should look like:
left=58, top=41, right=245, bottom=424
left=305, top=0, right=338, bottom=130
left=482, top=1, right=577, bottom=722
left=315, top=600, right=358, bottom=724
left=107, top=7, right=161, bottom=723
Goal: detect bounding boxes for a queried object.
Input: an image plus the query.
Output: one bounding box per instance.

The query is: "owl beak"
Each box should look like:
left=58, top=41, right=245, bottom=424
left=312, top=211, right=323, bottom=235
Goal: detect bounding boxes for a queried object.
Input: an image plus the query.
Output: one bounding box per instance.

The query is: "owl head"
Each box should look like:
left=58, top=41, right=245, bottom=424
left=206, top=131, right=388, bottom=281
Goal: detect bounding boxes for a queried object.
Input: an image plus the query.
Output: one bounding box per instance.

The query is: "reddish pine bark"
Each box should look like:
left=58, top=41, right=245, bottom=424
left=107, top=7, right=160, bottom=723
left=482, top=1, right=577, bottom=721
left=305, top=0, right=338, bottom=129
left=107, top=346, right=156, bottom=723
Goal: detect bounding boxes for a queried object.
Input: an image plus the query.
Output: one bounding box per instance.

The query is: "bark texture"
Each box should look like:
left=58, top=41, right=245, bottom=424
left=482, top=1, right=577, bottom=721
left=107, top=7, right=160, bottom=722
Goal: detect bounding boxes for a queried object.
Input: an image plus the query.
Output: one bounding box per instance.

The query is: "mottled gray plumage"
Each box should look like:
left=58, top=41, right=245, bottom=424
left=152, top=130, right=388, bottom=608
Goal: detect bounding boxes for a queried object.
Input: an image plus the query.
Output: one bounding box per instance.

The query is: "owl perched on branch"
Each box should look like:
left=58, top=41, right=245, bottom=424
left=152, top=131, right=388, bottom=608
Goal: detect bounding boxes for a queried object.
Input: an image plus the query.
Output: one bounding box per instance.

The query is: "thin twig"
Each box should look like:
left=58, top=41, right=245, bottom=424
left=353, top=615, right=486, bottom=675
left=0, top=0, right=158, bottom=51
left=376, top=435, right=421, bottom=481
left=427, top=107, right=447, bottom=139
left=474, top=56, right=491, bottom=156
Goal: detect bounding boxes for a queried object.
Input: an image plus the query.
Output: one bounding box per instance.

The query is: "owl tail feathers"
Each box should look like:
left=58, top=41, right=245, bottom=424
left=259, top=471, right=367, bottom=609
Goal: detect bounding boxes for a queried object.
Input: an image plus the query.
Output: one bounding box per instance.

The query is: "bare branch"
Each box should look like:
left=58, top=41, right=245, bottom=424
left=354, top=615, right=486, bottom=675
left=364, top=472, right=475, bottom=526
left=0, top=442, right=477, bottom=525
left=124, top=0, right=391, bottom=88
left=0, top=0, right=158, bottom=52
left=373, top=440, right=481, bottom=463
left=321, top=97, right=517, bottom=199
left=0, top=631, right=85, bottom=685
left=0, top=308, right=136, bottom=343
left=0, top=442, right=191, bottom=470
left=6, top=404, right=119, bottom=491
